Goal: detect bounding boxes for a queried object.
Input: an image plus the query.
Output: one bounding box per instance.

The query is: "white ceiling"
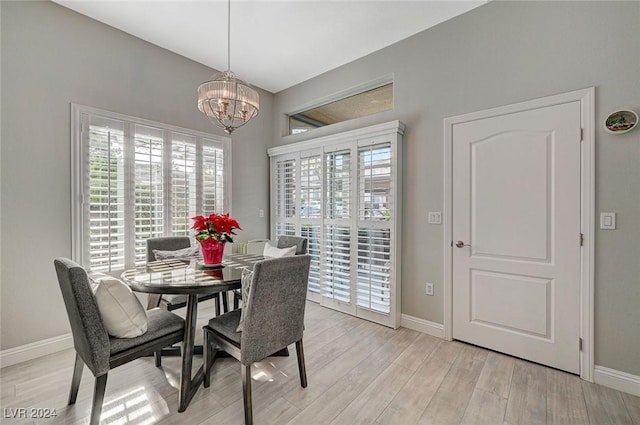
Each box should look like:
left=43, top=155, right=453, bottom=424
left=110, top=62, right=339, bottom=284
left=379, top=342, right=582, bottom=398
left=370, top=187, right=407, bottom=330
left=53, top=0, right=486, bottom=93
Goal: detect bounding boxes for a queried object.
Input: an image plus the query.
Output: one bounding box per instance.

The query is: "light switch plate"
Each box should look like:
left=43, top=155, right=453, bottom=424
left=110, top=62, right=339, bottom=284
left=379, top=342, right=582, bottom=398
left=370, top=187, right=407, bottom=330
left=425, top=282, right=434, bottom=296
left=428, top=211, right=442, bottom=225
left=600, top=212, right=616, bottom=230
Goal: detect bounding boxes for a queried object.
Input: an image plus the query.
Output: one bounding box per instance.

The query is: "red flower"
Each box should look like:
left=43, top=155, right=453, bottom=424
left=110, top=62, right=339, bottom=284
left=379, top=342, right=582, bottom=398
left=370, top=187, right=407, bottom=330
left=191, top=212, right=241, bottom=243
left=191, top=215, right=208, bottom=231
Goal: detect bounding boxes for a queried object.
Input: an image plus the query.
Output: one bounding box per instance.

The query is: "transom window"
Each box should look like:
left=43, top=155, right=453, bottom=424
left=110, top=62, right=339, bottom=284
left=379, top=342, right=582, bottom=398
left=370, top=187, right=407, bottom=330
left=288, top=77, right=393, bottom=135
left=71, top=105, right=231, bottom=273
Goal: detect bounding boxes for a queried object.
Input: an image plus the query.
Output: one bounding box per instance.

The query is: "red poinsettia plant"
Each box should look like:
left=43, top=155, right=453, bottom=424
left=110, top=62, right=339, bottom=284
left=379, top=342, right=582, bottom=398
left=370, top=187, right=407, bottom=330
left=191, top=213, right=242, bottom=243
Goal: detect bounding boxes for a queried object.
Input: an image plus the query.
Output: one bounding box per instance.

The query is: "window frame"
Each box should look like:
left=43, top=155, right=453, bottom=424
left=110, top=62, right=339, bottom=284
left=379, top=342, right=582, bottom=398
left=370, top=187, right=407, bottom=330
left=71, top=104, right=232, bottom=272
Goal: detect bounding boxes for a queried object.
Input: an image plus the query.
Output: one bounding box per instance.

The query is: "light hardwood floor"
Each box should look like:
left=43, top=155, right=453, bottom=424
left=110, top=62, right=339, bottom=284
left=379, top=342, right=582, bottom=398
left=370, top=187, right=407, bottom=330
left=1, top=301, right=638, bottom=425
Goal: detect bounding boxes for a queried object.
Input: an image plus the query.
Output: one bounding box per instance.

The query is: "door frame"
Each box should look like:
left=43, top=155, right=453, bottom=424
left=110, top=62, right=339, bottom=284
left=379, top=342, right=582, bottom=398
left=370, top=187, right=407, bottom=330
left=443, top=87, right=595, bottom=381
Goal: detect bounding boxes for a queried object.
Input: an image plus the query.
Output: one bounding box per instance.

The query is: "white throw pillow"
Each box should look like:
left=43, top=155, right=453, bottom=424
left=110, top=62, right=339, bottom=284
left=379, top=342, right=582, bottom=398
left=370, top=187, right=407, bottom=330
left=262, top=241, right=296, bottom=258
left=87, top=272, right=112, bottom=292
left=153, top=245, right=200, bottom=260
left=93, top=277, right=148, bottom=338
left=236, top=267, right=253, bottom=332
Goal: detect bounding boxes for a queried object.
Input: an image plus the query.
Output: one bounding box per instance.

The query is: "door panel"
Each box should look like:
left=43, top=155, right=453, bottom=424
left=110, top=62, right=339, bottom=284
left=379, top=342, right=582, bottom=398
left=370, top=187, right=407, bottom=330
left=453, top=101, right=581, bottom=374
left=472, top=131, right=552, bottom=262
left=470, top=270, right=552, bottom=339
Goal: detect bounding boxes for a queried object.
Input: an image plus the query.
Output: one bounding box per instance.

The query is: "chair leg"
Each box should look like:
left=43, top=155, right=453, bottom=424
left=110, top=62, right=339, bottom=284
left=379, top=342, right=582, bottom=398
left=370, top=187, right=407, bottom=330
left=90, top=374, right=108, bottom=425
left=233, top=293, right=240, bottom=310
left=203, top=329, right=211, bottom=388
left=214, top=295, right=221, bottom=317
left=221, top=292, right=229, bottom=313
left=68, top=353, right=84, bottom=405
left=241, top=363, right=253, bottom=425
left=154, top=350, right=162, bottom=367
left=295, top=340, right=308, bottom=388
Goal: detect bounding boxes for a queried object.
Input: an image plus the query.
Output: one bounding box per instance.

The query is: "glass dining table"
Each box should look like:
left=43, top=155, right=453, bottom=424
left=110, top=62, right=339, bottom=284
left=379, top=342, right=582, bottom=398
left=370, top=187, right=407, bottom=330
left=120, top=253, right=264, bottom=412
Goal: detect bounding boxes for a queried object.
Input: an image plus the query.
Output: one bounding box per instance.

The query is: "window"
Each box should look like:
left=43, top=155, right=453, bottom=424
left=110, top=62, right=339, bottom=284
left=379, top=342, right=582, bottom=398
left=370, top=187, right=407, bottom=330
left=288, top=77, right=393, bottom=135
left=72, top=105, right=231, bottom=273
left=269, top=121, right=403, bottom=328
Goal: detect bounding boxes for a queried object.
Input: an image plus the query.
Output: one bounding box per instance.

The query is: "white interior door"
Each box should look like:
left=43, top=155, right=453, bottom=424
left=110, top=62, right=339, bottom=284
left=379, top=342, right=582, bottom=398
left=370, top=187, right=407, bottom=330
left=452, top=101, right=582, bottom=374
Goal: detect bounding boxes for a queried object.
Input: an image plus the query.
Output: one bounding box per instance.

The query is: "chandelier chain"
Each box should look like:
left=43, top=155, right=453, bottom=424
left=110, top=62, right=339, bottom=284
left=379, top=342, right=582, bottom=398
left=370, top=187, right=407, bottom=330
left=227, top=0, right=231, bottom=71
left=196, top=0, right=259, bottom=134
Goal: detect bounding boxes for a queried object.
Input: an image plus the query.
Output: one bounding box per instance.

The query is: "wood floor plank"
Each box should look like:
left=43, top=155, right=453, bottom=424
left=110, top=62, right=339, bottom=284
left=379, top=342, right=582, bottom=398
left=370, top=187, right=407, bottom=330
left=460, top=388, right=507, bottom=425
left=199, top=395, right=300, bottom=425
left=546, top=368, right=589, bottom=425
left=283, top=322, right=395, bottom=410
left=504, top=360, right=547, bottom=425
left=285, top=329, right=411, bottom=425
left=303, top=314, right=366, bottom=354
left=376, top=341, right=461, bottom=425
left=582, top=380, right=634, bottom=425
left=329, top=363, right=414, bottom=425
left=393, top=332, right=440, bottom=372
left=622, top=392, right=640, bottom=425
left=476, top=351, right=515, bottom=399
left=415, top=344, right=488, bottom=425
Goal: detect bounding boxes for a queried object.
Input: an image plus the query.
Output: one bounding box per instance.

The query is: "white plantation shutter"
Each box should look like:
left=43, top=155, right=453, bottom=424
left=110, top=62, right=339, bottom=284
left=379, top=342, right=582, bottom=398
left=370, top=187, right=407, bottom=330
left=269, top=121, right=403, bottom=328
left=171, top=133, right=197, bottom=236
left=133, top=125, right=164, bottom=266
left=322, top=148, right=353, bottom=307
left=275, top=222, right=296, bottom=236
left=274, top=156, right=297, bottom=238
left=299, top=153, right=322, bottom=297
left=87, top=117, right=126, bottom=272
left=202, top=141, right=225, bottom=214
left=325, top=150, right=351, bottom=219
left=323, top=225, right=351, bottom=303
left=73, top=105, right=230, bottom=272
left=300, top=155, right=322, bottom=218
left=357, top=143, right=393, bottom=314
left=358, top=144, right=392, bottom=221
left=301, top=224, right=321, bottom=294
left=357, top=228, right=391, bottom=313
left=277, top=158, right=296, bottom=219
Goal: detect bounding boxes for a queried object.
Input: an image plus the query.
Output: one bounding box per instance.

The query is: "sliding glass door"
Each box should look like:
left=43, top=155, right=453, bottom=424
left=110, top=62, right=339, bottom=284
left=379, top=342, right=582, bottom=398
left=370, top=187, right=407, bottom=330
left=269, top=121, right=403, bottom=328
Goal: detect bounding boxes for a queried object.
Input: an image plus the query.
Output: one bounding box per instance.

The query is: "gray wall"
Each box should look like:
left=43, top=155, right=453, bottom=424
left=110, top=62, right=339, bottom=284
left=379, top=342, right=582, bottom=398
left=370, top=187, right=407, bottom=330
left=0, top=1, right=273, bottom=350
left=273, top=1, right=640, bottom=375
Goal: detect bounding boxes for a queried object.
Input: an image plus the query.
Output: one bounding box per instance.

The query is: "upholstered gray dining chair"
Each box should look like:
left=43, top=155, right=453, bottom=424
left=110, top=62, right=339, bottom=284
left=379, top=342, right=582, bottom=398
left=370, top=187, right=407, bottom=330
left=54, top=258, right=185, bottom=425
left=276, top=235, right=308, bottom=255
left=232, top=236, right=308, bottom=309
left=146, top=237, right=228, bottom=314
left=203, top=255, right=311, bottom=425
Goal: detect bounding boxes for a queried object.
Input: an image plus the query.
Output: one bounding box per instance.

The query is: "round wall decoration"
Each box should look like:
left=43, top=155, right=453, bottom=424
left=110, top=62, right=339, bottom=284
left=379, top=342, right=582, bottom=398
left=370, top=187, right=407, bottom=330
left=604, top=109, right=638, bottom=134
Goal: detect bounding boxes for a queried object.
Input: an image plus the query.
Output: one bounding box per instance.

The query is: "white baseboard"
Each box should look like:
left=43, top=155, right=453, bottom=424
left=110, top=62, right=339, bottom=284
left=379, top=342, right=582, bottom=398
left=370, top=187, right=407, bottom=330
left=0, top=333, right=73, bottom=368
left=400, top=314, right=445, bottom=339
left=594, top=365, right=640, bottom=397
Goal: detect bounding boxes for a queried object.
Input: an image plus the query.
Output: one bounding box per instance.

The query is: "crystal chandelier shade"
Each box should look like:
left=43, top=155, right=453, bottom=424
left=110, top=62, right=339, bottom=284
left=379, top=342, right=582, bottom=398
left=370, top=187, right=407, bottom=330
left=197, top=0, right=259, bottom=134
left=197, top=71, right=259, bottom=134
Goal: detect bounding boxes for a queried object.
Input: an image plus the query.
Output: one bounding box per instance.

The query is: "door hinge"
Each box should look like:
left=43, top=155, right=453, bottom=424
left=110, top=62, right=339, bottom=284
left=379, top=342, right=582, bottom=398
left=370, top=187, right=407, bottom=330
left=579, top=337, right=583, bottom=351
left=580, top=233, right=584, bottom=246
left=580, top=128, right=584, bottom=142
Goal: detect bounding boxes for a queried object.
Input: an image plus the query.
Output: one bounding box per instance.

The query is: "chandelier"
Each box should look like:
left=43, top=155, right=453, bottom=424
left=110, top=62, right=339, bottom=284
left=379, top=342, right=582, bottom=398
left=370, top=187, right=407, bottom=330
left=197, top=0, right=259, bottom=134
